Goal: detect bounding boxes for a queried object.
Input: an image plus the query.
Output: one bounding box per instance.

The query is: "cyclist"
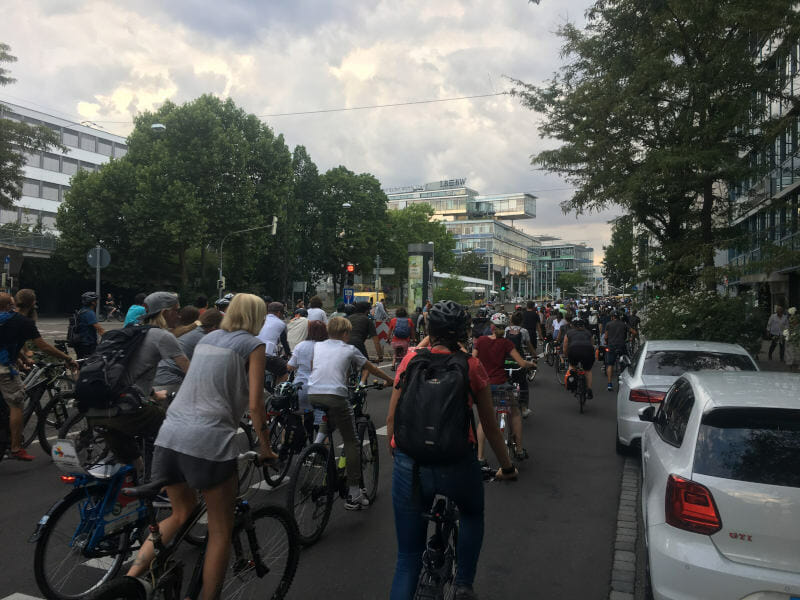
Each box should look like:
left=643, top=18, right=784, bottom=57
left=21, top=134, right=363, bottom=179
left=347, top=300, right=383, bottom=363
left=0, top=292, right=76, bottom=461
left=127, top=294, right=278, bottom=599
left=588, top=307, right=600, bottom=345
left=257, top=301, right=291, bottom=358
left=85, top=292, right=189, bottom=478
left=306, top=295, right=328, bottom=323
left=603, top=311, right=629, bottom=391
left=563, top=318, right=595, bottom=398
left=124, top=293, right=147, bottom=327
left=74, top=292, right=105, bottom=359
left=307, top=316, right=394, bottom=510
left=472, top=312, right=536, bottom=463
left=471, top=307, right=491, bottom=341
left=214, top=292, right=235, bottom=313
left=287, top=320, right=328, bottom=436
left=388, top=307, right=415, bottom=371
left=521, top=301, right=544, bottom=353
left=504, top=311, right=536, bottom=418
left=628, top=309, right=641, bottom=348
left=386, top=300, right=518, bottom=600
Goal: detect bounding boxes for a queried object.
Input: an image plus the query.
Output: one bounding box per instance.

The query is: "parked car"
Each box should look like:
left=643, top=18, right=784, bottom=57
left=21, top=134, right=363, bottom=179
left=639, top=371, right=800, bottom=600
left=615, top=340, right=758, bottom=453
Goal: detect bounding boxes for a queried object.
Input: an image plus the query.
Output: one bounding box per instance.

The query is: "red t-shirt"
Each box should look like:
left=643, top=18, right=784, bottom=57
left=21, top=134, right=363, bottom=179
left=473, top=336, right=515, bottom=385
left=391, top=347, right=488, bottom=447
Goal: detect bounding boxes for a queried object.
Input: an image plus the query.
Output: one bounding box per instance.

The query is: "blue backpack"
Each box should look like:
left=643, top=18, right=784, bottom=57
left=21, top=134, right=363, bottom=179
left=394, top=317, right=411, bottom=339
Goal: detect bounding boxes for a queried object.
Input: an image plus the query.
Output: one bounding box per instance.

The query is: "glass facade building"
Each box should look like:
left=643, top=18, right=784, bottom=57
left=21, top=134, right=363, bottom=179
left=0, top=101, right=127, bottom=231
left=530, top=243, right=595, bottom=299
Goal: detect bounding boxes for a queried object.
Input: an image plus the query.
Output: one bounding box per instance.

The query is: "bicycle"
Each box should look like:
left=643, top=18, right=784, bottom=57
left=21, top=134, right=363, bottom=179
left=88, top=451, right=300, bottom=600
left=492, top=364, right=528, bottom=462
left=261, top=381, right=311, bottom=488
left=285, top=381, right=382, bottom=546
left=565, top=363, right=589, bottom=414
left=552, top=343, right=566, bottom=385
left=543, top=337, right=556, bottom=367
left=412, top=466, right=497, bottom=600
left=97, top=305, right=125, bottom=323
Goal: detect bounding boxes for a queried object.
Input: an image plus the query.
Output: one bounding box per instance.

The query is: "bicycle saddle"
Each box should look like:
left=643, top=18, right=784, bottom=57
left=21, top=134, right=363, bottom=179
left=122, top=478, right=171, bottom=499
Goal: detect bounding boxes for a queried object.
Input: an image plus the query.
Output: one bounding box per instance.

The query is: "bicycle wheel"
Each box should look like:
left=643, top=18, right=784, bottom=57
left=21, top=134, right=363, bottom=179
left=357, top=419, right=379, bottom=502
left=39, top=380, right=79, bottom=456
left=88, top=576, right=148, bottom=600
left=553, top=357, right=564, bottom=385
left=97, top=312, right=107, bottom=323
left=263, top=414, right=293, bottom=488
left=34, top=486, right=137, bottom=600
left=285, top=443, right=334, bottom=546
left=526, top=366, right=537, bottom=383
left=544, top=343, right=554, bottom=367
left=59, top=411, right=113, bottom=468
left=22, top=386, right=43, bottom=449
left=221, top=504, right=300, bottom=600
left=578, top=379, right=586, bottom=414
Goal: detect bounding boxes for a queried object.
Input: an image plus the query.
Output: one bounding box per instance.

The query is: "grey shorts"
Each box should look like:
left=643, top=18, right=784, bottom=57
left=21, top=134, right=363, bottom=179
left=0, top=374, right=25, bottom=408
left=152, top=446, right=237, bottom=491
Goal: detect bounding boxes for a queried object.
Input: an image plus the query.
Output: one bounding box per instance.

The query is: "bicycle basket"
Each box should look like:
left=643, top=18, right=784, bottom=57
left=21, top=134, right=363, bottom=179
left=491, top=385, right=516, bottom=407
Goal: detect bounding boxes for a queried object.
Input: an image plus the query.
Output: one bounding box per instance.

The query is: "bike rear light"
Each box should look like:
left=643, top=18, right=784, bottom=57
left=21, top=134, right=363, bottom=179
left=665, top=474, right=722, bottom=535
left=60, top=475, right=77, bottom=484
left=629, top=389, right=666, bottom=403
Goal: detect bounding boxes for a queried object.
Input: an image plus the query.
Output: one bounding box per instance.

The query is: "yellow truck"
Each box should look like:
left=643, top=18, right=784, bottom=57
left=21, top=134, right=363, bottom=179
left=353, top=291, right=386, bottom=306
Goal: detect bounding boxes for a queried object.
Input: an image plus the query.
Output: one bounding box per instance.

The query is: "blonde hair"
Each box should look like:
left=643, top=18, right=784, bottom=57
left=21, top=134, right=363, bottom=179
left=221, top=293, right=267, bottom=335
left=327, top=316, right=352, bottom=339
left=143, top=312, right=169, bottom=329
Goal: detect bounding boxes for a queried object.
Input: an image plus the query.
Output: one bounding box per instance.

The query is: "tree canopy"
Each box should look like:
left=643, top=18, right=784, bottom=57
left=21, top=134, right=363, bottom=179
left=602, top=215, right=636, bottom=290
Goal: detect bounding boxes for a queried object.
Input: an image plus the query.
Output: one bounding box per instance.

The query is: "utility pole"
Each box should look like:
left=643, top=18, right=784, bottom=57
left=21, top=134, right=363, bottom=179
left=375, top=254, right=381, bottom=291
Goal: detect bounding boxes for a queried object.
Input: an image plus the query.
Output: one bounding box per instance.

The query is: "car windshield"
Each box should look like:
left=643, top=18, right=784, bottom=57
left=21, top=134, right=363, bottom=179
left=642, top=350, right=755, bottom=376
left=693, top=408, right=800, bottom=488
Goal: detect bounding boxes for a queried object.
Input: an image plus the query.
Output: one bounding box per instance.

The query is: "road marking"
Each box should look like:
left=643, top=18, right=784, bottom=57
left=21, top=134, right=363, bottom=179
left=249, top=477, right=291, bottom=492
left=2, top=594, right=44, bottom=600
left=375, top=426, right=387, bottom=436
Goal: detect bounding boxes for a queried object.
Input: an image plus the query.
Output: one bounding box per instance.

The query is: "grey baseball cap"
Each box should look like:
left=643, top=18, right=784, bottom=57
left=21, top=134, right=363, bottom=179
left=143, top=291, right=179, bottom=318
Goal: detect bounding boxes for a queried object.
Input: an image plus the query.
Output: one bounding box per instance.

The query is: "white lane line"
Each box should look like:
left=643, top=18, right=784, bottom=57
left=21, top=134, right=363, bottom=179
left=249, top=477, right=291, bottom=492
left=375, top=426, right=387, bottom=436
left=2, top=594, right=45, bottom=600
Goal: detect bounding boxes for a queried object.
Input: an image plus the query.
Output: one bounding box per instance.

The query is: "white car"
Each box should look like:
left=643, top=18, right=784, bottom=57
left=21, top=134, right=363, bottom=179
left=616, top=340, right=758, bottom=453
left=639, top=371, right=800, bottom=600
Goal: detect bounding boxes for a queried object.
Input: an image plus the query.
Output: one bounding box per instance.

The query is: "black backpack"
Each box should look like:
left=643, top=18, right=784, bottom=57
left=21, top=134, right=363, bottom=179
left=75, top=326, right=154, bottom=412
left=506, top=326, right=524, bottom=354
left=394, top=349, right=474, bottom=465
left=66, top=308, right=87, bottom=347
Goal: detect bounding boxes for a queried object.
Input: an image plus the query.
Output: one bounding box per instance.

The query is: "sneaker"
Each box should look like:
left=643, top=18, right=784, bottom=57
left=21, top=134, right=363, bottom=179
left=10, top=449, right=35, bottom=461
left=344, top=493, right=370, bottom=510
left=521, top=407, right=532, bottom=419
left=607, top=383, right=613, bottom=392
left=454, top=585, right=478, bottom=600
left=587, top=389, right=593, bottom=400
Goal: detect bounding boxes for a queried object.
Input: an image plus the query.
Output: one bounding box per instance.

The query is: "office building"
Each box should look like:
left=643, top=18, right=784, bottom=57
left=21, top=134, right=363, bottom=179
left=530, top=242, right=595, bottom=299
left=0, top=101, right=127, bottom=231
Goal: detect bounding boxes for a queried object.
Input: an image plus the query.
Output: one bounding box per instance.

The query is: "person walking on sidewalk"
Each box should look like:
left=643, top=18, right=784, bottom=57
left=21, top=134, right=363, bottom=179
left=767, top=305, right=789, bottom=362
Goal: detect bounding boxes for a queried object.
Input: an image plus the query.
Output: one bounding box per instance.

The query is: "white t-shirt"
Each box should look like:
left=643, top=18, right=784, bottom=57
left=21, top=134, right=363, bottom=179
left=307, top=338, right=367, bottom=397
left=553, top=318, right=567, bottom=338
left=257, top=313, right=285, bottom=356
left=306, top=307, right=328, bottom=323
left=286, top=317, right=308, bottom=351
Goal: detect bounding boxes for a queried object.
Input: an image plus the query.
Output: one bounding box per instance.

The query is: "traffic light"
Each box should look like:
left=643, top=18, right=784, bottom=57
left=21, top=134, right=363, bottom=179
left=346, top=263, right=355, bottom=286
left=346, top=263, right=355, bottom=273
left=500, top=279, right=507, bottom=291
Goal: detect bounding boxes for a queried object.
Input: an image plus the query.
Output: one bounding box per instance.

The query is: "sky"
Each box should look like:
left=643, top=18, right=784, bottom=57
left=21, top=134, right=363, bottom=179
left=0, top=0, right=619, bottom=264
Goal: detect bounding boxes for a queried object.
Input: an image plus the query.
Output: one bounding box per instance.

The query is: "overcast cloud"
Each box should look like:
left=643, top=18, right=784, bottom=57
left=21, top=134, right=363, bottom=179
left=1, top=0, right=619, bottom=263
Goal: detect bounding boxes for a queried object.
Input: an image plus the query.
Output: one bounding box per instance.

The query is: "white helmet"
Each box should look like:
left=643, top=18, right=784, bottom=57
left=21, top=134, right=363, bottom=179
left=490, top=312, right=508, bottom=327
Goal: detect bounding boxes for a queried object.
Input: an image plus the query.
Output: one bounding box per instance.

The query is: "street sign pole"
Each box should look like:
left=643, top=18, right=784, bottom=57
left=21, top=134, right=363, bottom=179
left=95, top=245, right=101, bottom=317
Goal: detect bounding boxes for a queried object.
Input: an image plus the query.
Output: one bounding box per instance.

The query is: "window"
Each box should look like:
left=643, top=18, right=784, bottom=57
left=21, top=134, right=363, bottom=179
left=62, top=158, right=78, bottom=176
left=60, top=186, right=70, bottom=201
left=694, top=408, right=800, bottom=488
left=655, top=379, right=695, bottom=446
left=0, top=208, right=19, bottom=224
left=97, top=139, right=113, bottom=156
left=40, top=213, right=57, bottom=230
left=115, top=144, right=127, bottom=158
left=23, top=151, right=41, bottom=168
left=642, top=351, right=757, bottom=376
left=41, top=183, right=59, bottom=201
left=22, top=179, right=40, bottom=197
left=80, top=133, right=96, bottom=152
left=42, top=153, right=60, bottom=172
left=62, top=130, right=79, bottom=147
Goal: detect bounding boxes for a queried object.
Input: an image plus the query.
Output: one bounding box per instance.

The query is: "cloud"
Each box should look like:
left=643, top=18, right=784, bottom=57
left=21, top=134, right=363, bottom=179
left=1, top=0, right=615, bottom=261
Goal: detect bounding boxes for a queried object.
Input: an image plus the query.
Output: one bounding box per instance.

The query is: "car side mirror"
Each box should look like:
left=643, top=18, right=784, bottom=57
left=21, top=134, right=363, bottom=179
left=638, top=405, right=656, bottom=423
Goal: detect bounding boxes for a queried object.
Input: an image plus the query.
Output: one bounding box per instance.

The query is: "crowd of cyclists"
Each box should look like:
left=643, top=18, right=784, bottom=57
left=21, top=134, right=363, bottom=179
left=0, top=285, right=638, bottom=599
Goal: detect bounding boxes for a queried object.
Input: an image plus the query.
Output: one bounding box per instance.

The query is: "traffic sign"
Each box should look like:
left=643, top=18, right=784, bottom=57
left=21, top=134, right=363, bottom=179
left=86, top=247, right=111, bottom=269
left=3, top=255, right=9, bottom=264
left=343, top=288, right=355, bottom=304
left=372, top=267, right=395, bottom=275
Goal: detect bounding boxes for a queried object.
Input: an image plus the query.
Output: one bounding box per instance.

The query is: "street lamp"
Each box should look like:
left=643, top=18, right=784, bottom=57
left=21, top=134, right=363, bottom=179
left=218, top=223, right=275, bottom=298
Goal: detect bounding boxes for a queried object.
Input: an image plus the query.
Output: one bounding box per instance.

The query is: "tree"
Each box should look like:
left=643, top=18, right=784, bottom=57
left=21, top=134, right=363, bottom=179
left=602, top=215, right=636, bottom=289
left=0, top=43, right=63, bottom=207
left=557, top=271, right=587, bottom=298
left=514, top=1, right=800, bottom=292
left=433, top=275, right=471, bottom=305
left=453, top=251, right=485, bottom=279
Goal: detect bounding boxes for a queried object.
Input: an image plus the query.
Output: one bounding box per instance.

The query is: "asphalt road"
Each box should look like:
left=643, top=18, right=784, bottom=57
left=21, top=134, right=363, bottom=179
left=1, top=323, right=625, bottom=599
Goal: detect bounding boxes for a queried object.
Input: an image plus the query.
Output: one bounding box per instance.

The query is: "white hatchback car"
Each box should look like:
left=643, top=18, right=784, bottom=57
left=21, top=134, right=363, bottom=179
left=639, top=372, right=800, bottom=600
left=616, top=340, right=758, bottom=453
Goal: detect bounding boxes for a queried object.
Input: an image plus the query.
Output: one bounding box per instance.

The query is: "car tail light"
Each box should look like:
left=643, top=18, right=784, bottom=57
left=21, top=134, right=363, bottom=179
left=60, top=475, right=77, bottom=484
left=665, top=474, right=722, bottom=535
left=629, top=389, right=666, bottom=403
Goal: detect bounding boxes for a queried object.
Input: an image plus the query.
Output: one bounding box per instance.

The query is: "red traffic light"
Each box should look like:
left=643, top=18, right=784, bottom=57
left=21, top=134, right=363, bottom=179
left=346, top=263, right=355, bottom=273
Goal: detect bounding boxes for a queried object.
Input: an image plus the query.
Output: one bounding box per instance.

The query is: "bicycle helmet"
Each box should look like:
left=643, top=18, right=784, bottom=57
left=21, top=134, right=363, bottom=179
left=343, top=303, right=356, bottom=316
left=475, top=307, right=489, bottom=319
left=572, top=319, right=586, bottom=329
left=81, top=291, right=98, bottom=305
left=428, top=300, right=469, bottom=339
left=214, top=293, right=235, bottom=311
left=490, top=312, right=508, bottom=327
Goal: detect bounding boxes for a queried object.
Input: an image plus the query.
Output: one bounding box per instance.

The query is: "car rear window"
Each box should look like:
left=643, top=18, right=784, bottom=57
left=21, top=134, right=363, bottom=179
left=693, top=408, right=800, bottom=488
left=642, top=351, right=755, bottom=376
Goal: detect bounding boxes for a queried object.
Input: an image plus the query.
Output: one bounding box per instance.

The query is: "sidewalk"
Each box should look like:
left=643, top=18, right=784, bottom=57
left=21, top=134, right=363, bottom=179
left=754, top=339, right=795, bottom=372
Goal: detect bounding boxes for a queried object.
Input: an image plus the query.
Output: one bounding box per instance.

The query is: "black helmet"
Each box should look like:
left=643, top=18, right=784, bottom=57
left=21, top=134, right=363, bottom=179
left=81, top=291, right=98, bottom=306
left=476, top=307, right=488, bottom=319
left=572, top=319, right=586, bottom=329
left=215, top=293, right=235, bottom=310
left=428, top=300, right=469, bottom=339
left=343, top=303, right=356, bottom=315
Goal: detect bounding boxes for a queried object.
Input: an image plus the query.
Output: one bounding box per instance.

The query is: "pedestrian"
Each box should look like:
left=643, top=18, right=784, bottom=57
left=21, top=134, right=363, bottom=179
left=306, top=295, right=328, bottom=323
left=74, top=292, right=105, bottom=359
left=389, top=307, right=414, bottom=371
left=767, top=305, right=789, bottom=362
left=1, top=292, right=76, bottom=461
left=373, top=297, right=389, bottom=322
left=124, top=293, right=147, bottom=327
left=348, top=301, right=384, bottom=363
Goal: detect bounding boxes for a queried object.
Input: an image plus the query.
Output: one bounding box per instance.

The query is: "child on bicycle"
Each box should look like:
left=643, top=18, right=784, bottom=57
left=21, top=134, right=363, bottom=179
left=472, top=312, right=536, bottom=463
left=307, top=316, right=393, bottom=510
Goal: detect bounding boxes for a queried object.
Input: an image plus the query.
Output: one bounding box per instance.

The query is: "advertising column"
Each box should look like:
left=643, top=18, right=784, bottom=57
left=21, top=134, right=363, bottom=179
left=407, top=243, right=434, bottom=314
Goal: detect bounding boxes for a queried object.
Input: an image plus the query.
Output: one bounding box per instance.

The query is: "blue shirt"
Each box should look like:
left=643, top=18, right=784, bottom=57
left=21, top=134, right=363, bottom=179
left=77, top=308, right=99, bottom=345
left=124, top=304, right=146, bottom=327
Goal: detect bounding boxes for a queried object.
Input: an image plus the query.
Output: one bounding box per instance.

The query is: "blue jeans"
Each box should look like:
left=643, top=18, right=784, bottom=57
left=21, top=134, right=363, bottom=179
left=390, top=451, right=485, bottom=599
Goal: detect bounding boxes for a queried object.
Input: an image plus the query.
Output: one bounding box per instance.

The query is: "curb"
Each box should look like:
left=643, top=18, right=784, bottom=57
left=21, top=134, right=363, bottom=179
left=609, top=456, right=640, bottom=600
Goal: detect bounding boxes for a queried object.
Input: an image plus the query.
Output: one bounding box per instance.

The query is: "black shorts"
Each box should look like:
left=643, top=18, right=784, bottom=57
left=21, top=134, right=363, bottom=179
left=567, top=346, right=595, bottom=370
left=605, top=345, right=628, bottom=367
left=151, top=446, right=237, bottom=490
